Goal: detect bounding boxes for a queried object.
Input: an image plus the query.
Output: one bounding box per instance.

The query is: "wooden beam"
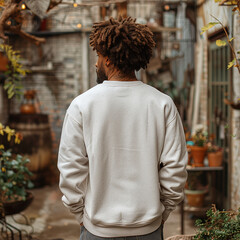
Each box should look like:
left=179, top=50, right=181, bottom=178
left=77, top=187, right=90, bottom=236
left=186, top=6, right=196, bottom=26
left=149, top=26, right=182, bottom=33
left=117, top=2, right=127, bottom=19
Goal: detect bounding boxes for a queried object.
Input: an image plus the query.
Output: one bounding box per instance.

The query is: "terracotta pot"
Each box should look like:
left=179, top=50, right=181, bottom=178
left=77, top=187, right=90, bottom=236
left=208, top=151, right=223, bottom=167
left=184, top=189, right=207, bottom=207
left=190, top=146, right=207, bottom=167
left=0, top=53, right=8, bottom=72
left=20, top=104, right=36, bottom=114
left=20, top=90, right=37, bottom=114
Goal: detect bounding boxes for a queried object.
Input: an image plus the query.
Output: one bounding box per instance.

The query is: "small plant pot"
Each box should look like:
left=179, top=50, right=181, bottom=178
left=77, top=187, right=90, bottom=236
left=3, top=192, right=34, bottom=216
left=208, top=151, right=223, bottom=167
left=190, top=146, right=207, bottom=167
left=0, top=53, right=8, bottom=72
left=184, top=189, right=207, bottom=207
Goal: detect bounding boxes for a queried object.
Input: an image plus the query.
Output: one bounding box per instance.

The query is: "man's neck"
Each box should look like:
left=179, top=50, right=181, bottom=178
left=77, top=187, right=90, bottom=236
left=108, top=70, right=137, bottom=82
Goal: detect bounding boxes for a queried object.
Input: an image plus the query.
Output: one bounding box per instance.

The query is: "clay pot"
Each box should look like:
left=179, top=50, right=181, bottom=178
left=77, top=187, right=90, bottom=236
left=20, top=90, right=37, bottom=114
left=208, top=151, right=223, bottom=167
left=20, top=104, right=36, bottom=114
left=190, top=146, right=207, bottom=167
left=184, top=189, right=207, bottom=207
left=0, top=53, right=8, bottom=72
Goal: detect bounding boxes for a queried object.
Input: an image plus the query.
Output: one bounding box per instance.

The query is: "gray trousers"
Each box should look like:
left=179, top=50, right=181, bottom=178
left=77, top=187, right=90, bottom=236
left=80, top=225, right=164, bottom=240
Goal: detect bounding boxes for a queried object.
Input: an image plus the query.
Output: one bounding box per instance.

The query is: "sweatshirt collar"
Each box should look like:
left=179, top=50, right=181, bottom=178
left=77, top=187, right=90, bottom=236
left=102, top=80, right=144, bottom=87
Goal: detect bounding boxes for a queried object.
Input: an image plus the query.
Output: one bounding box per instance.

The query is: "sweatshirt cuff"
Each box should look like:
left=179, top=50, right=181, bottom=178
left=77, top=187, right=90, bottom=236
left=162, top=208, right=173, bottom=222
left=74, top=212, right=83, bottom=223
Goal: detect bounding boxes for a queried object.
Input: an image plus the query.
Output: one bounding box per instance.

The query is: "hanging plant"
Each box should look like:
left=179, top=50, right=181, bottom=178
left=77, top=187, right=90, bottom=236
left=0, top=44, right=30, bottom=99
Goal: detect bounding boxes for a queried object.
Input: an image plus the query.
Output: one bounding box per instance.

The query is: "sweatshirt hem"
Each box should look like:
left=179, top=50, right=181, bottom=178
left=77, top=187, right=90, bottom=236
left=83, top=215, right=162, bottom=238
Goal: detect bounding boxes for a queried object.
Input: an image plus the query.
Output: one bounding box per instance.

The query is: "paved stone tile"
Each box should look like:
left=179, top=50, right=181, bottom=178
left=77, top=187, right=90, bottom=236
left=5, top=185, right=196, bottom=239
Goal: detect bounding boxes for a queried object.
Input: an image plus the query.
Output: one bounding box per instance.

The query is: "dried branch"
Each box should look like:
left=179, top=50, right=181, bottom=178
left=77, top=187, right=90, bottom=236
left=47, top=0, right=63, bottom=11
left=4, top=23, right=46, bottom=45
left=0, top=1, right=19, bottom=41
left=0, top=0, right=46, bottom=45
left=48, top=0, right=126, bottom=9
left=210, top=14, right=240, bottom=74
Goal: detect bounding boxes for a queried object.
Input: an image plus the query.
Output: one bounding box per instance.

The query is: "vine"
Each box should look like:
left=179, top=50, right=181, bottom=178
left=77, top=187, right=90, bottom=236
left=0, top=44, right=29, bottom=99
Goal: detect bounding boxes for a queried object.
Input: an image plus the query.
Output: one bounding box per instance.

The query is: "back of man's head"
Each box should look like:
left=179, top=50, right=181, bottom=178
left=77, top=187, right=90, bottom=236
left=89, top=16, right=155, bottom=74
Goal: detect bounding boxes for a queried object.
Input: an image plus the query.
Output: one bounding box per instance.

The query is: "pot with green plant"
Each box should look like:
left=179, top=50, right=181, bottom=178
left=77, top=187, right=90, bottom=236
left=207, top=142, right=223, bottom=167
left=190, top=129, right=208, bottom=167
left=0, top=123, right=34, bottom=216
left=194, top=204, right=240, bottom=240
left=184, top=172, right=208, bottom=208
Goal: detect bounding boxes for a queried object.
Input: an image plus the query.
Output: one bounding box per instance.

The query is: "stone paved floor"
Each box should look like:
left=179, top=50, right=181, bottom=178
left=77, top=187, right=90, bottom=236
left=4, top=185, right=196, bottom=240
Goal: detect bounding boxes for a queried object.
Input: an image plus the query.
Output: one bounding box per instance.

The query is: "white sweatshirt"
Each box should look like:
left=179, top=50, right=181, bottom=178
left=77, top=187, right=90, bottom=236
left=58, top=80, right=188, bottom=237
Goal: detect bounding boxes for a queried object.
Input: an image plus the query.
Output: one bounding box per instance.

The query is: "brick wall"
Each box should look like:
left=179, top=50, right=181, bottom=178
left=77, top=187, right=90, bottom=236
left=9, top=32, right=97, bottom=174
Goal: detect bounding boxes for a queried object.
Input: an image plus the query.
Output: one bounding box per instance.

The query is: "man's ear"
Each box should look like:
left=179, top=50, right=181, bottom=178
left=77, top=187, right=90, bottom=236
left=105, top=58, right=110, bottom=67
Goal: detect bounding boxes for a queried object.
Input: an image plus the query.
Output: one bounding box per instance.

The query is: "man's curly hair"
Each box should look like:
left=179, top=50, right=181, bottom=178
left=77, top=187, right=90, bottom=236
left=89, top=16, right=155, bottom=73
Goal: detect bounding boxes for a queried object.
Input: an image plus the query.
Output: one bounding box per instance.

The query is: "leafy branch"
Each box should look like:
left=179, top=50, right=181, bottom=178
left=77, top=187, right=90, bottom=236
left=194, top=204, right=240, bottom=239
left=0, top=44, right=30, bottom=99
left=200, top=15, right=240, bottom=74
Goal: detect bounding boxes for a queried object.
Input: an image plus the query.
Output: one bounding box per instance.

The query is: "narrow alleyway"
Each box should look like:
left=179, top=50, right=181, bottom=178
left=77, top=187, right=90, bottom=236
left=4, top=185, right=196, bottom=240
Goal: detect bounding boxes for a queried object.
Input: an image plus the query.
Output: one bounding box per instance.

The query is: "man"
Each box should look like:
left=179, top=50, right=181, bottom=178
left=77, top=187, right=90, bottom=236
left=58, top=16, right=187, bottom=240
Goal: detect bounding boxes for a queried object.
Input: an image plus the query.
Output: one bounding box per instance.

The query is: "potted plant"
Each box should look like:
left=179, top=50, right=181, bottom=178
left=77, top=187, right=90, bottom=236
left=184, top=172, right=208, bottom=208
left=190, top=129, right=208, bottom=167
left=207, top=142, right=223, bottom=167
left=194, top=204, right=240, bottom=239
left=0, top=123, right=34, bottom=216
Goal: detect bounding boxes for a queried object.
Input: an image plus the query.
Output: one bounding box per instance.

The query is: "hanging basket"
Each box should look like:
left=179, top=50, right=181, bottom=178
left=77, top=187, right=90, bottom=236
left=3, top=192, right=34, bottom=216
left=190, top=146, right=207, bottom=167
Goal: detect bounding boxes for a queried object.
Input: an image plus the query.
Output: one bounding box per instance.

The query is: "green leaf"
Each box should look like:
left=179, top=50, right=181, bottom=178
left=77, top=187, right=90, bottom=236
left=216, top=39, right=227, bottom=46
left=7, top=170, right=14, bottom=177
left=201, top=22, right=219, bottom=35
left=27, top=181, right=34, bottom=189
left=11, top=160, right=18, bottom=165
left=7, top=84, right=14, bottom=94
left=229, top=37, right=234, bottom=42
left=227, top=58, right=236, bottom=69
left=8, top=91, right=15, bottom=99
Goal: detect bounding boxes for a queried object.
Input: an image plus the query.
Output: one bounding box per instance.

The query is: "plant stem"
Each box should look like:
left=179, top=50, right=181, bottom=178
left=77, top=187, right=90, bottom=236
left=210, top=14, right=240, bottom=74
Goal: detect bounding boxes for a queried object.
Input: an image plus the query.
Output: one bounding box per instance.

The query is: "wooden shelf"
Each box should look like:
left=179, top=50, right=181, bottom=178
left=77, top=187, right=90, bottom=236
left=186, top=166, right=224, bottom=172
left=184, top=204, right=210, bottom=213
left=181, top=166, right=224, bottom=234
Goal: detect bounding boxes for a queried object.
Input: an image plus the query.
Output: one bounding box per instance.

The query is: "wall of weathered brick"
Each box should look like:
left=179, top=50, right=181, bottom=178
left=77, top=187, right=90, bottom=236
left=231, top=13, right=240, bottom=210
left=2, top=2, right=100, bottom=174
left=9, top=32, right=96, bottom=170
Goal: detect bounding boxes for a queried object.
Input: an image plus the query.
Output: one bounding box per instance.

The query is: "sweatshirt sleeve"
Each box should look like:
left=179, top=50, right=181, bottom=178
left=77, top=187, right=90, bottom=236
left=159, top=112, right=188, bottom=222
left=57, top=110, right=89, bottom=223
